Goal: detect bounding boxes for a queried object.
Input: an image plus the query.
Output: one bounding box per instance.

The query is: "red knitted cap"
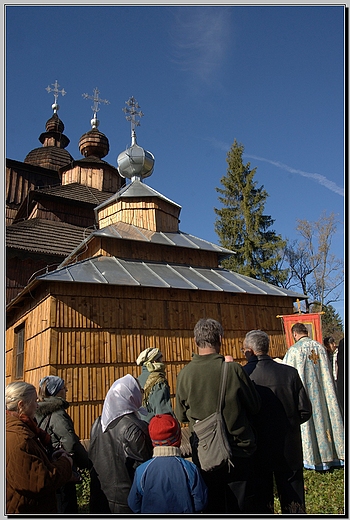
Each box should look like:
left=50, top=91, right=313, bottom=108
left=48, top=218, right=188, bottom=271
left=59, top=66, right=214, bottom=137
left=149, top=414, right=181, bottom=447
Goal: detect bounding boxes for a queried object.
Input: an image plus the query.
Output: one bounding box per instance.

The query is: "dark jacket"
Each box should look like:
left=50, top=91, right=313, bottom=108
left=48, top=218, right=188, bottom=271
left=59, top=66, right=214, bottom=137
left=175, top=353, right=261, bottom=457
left=35, top=396, right=90, bottom=470
left=243, top=354, right=312, bottom=470
left=35, top=396, right=90, bottom=514
left=138, top=365, right=173, bottom=422
left=6, top=413, right=72, bottom=514
left=88, top=413, right=153, bottom=514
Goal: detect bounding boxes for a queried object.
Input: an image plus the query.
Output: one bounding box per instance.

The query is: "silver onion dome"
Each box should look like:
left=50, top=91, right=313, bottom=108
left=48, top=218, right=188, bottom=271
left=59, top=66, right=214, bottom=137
left=117, top=97, right=155, bottom=181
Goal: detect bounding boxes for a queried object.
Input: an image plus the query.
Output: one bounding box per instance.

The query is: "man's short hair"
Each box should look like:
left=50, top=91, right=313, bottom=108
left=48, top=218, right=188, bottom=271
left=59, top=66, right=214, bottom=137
left=245, top=330, right=269, bottom=355
left=194, top=318, right=223, bottom=348
left=291, top=322, right=309, bottom=336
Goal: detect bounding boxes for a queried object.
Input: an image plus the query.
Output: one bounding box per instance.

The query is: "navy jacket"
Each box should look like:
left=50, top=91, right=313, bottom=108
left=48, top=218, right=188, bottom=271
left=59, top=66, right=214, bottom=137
left=128, top=449, right=208, bottom=513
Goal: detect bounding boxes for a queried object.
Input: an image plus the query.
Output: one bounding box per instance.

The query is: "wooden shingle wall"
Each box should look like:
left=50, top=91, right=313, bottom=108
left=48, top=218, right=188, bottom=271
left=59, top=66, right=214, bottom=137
left=6, top=283, right=292, bottom=440
left=6, top=161, right=60, bottom=225
left=98, top=198, right=180, bottom=232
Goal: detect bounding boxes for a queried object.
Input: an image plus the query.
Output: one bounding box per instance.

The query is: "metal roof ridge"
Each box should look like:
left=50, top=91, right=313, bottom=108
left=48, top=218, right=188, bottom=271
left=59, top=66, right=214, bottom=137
left=189, top=266, right=224, bottom=291
left=165, top=263, right=198, bottom=289
left=232, top=272, right=268, bottom=294
left=208, top=268, right=246, bottom=292
left=142, top=261, right=171, bottom=288
left=178, top=231, right=235, bottom=254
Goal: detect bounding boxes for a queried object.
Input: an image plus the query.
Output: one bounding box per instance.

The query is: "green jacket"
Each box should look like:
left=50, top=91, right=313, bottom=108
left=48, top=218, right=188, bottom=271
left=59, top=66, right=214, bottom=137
left=175, top=353, right=261, bottom=457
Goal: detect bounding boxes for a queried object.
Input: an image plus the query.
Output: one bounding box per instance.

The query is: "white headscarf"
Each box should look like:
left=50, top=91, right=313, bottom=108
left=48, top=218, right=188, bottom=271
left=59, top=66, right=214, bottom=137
left=101, top=374, right=146, bottom=433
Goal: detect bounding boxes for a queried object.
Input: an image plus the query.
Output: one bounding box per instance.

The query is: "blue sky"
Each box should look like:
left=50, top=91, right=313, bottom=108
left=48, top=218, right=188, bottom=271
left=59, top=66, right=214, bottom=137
left=5, top=4, right=345, bottom=322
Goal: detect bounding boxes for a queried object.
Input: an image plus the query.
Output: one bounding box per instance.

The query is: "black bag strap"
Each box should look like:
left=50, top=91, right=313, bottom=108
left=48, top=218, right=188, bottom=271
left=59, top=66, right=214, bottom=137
left=216, top=361, right=228, bottom=413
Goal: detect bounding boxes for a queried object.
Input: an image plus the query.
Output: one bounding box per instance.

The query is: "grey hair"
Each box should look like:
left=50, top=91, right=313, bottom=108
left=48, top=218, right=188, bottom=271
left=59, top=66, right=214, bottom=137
left=5, top=381, right=36, bottom=411
left=245, top=330, right=270, bottom=355
left=194, top=318, right=223, bottom=348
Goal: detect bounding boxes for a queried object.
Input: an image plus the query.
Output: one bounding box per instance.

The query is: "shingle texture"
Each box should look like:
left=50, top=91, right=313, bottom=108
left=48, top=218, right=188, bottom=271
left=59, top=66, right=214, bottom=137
left=6, top=219, right=93, bottom=256
left=37, top=183, right=113, bottom=205
left=24, top=147, right=74, bottom=171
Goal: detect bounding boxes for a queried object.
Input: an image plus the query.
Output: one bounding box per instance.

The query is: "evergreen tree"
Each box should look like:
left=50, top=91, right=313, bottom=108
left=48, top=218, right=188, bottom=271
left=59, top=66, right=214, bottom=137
left=215, top=139, right=287, bottom=285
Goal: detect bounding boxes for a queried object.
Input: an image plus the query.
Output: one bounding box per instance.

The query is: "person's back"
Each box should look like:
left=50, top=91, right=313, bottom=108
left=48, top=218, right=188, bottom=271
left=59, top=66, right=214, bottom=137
left=245, top=355, right=310, bottom=462
left=175, top=318, right=260, bottom=514
left=36, top=375, right=90, bottom=514
left=136, top=347, right=173, bottom=422
left=242, top=330, right=312, bottom=513
left=128, top=414, right=207, bottom=513
left=283, top=322, right=344, bottom=471
left=88, top=375, right=153, bottom=514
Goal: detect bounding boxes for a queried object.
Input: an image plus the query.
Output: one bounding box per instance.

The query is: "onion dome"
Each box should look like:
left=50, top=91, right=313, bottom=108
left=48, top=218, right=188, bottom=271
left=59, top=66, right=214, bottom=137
left=79, top=129, right=109, bottom=159
left=24, top=80, right=73, bottom=171
left=79, top=87, right=111, bottom=159
left=117, top=96, right=155, bottom=181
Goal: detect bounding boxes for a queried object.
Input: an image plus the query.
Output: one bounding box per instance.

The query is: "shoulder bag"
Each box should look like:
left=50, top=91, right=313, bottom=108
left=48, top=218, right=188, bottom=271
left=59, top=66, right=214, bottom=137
left=193, top=361, right=234, bottom=472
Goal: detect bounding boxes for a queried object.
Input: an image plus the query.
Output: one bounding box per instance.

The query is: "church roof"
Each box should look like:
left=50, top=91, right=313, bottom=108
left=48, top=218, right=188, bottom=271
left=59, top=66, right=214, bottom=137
left=94, top=179, right=181, bottom=213
left=6, top=219, right=93, bottom=256
left=36, top=254, right=307, bottom=298
left=93, top=222, right=232, bottom=252
left=36, top=183, right=113, bottom=205
left=24, top=146, right=74, bottom=171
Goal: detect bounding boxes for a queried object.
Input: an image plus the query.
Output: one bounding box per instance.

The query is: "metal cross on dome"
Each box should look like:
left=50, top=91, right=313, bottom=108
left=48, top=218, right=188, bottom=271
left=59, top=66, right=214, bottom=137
left=82, top=87, right=110, bottom=121
left=122, top=96, right=144, bottom=133
left=45, top=80, right=66, bottom=113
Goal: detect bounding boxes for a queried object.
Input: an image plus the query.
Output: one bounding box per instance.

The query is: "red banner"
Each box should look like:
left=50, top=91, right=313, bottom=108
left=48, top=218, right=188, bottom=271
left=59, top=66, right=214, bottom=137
left=280, top=313, right=323, bottom=348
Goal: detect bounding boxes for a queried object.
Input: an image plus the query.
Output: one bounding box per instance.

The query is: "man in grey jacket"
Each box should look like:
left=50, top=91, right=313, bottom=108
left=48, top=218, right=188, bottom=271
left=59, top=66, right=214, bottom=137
left=243, top=329, right=312, bottom=514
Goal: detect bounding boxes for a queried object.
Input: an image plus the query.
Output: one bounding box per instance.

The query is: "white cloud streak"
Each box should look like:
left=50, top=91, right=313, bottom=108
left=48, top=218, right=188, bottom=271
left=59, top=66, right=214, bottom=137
left=246, top=154, right=344, bottom=197
left=170, top=7, right=231, bottom=84
left=204, top=138, right=344, bottom=197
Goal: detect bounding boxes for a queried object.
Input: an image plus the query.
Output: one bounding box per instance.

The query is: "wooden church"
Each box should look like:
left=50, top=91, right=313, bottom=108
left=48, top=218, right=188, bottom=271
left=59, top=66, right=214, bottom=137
left=6, top=91, right=306, bottom=441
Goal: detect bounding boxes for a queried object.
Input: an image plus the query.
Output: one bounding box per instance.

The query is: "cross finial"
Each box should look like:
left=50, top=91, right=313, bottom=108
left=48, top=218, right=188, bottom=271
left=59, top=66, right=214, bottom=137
left=82, top=87, right=110, bottom=129
left=45, top=80, right=66, bottom=114
left=122, top=96, right=144, bottom=144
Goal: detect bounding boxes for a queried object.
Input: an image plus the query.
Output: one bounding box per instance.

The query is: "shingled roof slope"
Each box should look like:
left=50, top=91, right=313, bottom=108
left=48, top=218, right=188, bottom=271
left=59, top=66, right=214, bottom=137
left=37, top=183, right=113, bottom=205
left=6, top=219, right=94, bottom=256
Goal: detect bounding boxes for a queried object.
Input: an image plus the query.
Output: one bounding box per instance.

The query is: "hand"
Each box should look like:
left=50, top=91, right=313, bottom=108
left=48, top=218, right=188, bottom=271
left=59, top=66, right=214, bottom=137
left=59, top=452, right=73, bottom=468
left=52, top=449, right=73, bottom=467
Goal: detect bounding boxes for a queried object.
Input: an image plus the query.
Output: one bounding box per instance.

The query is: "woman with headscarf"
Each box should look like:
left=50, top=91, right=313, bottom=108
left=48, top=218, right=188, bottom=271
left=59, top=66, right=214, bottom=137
left=6, top=381, right=72, bottom=514
left=35, top=375, right=91, bottom=514
left=88, top=374, right=153, bottom=513
left=136, top=347, right=173, bottom=422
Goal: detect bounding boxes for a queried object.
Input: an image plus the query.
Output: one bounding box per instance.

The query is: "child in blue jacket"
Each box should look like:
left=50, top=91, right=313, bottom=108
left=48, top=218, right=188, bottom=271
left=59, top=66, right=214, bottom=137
left=128, top=413, right=208, bottom=514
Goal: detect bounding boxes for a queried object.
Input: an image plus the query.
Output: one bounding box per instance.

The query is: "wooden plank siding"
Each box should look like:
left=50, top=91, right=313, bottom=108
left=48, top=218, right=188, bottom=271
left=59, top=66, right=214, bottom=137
left=6, top=282, right=293, bottom=440
left=75, top=237, right=221, bottom=268
left=98, top=199, right=180, bottom=232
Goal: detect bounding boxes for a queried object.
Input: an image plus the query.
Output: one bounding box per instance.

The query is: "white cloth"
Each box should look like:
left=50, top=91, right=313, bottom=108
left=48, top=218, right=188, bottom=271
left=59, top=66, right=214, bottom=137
left=283, top=337, right=344, bottom=470
left=101, top=374, right=146, bottom=433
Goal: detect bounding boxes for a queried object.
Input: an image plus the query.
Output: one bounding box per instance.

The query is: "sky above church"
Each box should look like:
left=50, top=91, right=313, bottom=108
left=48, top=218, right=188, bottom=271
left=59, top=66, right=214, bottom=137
left=5, top=4, right=345, bottom=322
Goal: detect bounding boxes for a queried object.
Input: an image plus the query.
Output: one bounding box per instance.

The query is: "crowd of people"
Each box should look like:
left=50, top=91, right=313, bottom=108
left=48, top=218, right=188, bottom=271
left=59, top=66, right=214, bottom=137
left=6, top=319, right=344, bottom=514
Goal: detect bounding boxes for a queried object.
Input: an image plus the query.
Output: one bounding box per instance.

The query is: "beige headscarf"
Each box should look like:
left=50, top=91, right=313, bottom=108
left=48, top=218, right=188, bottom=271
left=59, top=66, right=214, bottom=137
left=136, top=348, right=163, bottom=373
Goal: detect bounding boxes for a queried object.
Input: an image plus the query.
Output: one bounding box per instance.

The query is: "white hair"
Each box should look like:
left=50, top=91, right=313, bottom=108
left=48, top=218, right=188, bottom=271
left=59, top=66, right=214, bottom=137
left=5, top=381, right=36, bottom=411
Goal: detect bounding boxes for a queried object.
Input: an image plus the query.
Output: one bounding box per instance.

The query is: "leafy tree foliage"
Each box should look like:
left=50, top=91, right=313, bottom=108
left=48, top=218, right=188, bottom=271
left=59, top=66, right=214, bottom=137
left=283, top=211, right=344, bottom=311
left=214, top=139, right=287, bottom=285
